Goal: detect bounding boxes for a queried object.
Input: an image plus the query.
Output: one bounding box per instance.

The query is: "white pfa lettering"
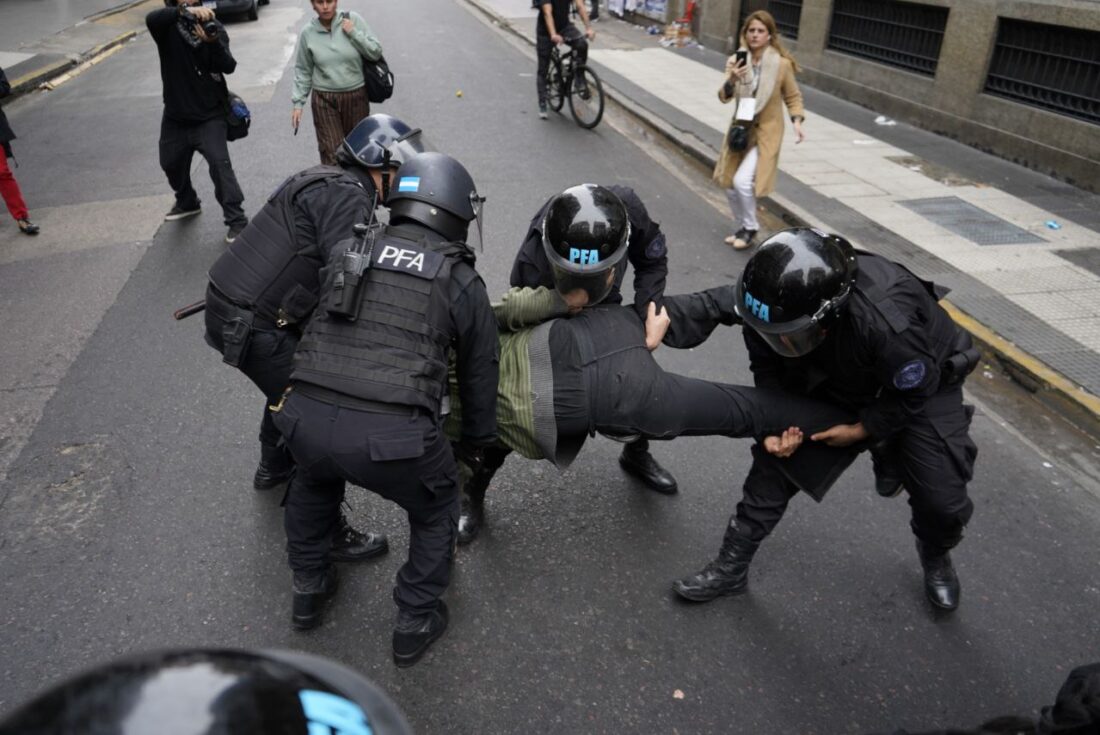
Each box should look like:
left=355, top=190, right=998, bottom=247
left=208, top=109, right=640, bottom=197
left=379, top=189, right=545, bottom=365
left=379, top=245, right=426, bottom=272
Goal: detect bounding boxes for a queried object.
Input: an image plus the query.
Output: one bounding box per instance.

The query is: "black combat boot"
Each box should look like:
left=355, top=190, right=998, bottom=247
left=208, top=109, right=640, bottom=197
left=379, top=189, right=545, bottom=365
left=393, top=600, right=449, bottom=668
left=619, top=439, right=678, bottom=495
left=328, top=512, right=389, bottom=563
left=291, top=566, right=338, bottom=631
left=673, top=521, right=759, bottom=601
left=253, top=442, right=294, bottom=490
left=916, top=539, right=960, bottom=611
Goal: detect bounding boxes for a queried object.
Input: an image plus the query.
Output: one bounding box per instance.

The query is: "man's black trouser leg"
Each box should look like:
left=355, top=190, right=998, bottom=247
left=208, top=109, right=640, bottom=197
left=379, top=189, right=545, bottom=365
left=204, top=307, right=297, bottom=450
left=897, top=389, right=976, bottom=552
left=535, top=35, right=552, bottom=105
left=592, top=360, right=854, bottom=442
left=277, top=395, right=458, bottom=616
left=239, top=329, right=298, bottom=449
left=561, top=25, right=589, bottom=81
left=735, top=444, right=801, bottom=542
left=193, top=118, right=247, bottom=228
left=159, top=115, right=200, bottom=210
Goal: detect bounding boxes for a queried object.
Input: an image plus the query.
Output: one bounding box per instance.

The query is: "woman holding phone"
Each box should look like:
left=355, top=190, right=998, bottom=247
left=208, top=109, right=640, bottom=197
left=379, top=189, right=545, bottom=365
left=714, top=10, right=804, bottom=251
left=291, top=0, right=383, bottom=165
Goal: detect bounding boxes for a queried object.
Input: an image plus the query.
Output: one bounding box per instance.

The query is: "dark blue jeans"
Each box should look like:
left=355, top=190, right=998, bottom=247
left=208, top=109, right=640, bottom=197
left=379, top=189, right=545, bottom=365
left=159, top=114, right=247, bottom=227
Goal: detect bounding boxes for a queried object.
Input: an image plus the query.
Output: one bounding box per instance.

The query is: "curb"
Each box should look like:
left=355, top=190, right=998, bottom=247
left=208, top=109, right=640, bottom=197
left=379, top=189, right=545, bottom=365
left=4, top=15, right=142, bottom=100
left=464, top=0, right=1100, bottom=430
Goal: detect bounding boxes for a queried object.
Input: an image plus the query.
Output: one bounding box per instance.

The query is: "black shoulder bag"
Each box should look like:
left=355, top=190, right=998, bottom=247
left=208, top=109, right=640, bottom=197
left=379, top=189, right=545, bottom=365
left=362, top=55, right=395, bottom=104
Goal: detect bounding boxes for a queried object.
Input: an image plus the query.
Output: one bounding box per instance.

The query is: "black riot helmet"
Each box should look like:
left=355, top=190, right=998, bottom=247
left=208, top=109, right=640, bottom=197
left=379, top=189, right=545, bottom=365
left=735, top=228, right=858, bottom=358
left=388, top=152, right=485, bottom=245
left=337, top=114, right=426, bottom=200
left=0, top=648, right=413, bottom=735
left=338, top=114, right=425, bottom=171
left=541, top=184, right=630, bottom=307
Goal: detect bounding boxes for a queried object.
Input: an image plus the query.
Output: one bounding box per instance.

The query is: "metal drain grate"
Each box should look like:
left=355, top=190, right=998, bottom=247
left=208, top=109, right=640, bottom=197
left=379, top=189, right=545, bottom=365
left=899, top=196, right=1047, bottom=245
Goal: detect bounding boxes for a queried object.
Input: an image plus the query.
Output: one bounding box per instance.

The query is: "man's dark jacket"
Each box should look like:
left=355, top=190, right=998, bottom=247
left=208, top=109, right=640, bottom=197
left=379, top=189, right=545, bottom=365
left=146, top=7, right=237, bottom=123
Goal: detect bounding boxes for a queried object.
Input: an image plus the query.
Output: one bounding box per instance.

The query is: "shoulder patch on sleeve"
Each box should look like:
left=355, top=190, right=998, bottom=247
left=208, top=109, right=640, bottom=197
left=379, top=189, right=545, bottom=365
left=645, top=232, right=667, bottom=259
left=893, top=359, right=928, bottom=390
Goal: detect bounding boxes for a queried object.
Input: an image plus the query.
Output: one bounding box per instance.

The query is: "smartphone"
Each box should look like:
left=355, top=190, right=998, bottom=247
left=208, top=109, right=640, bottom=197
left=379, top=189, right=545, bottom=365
left=735, top=50, right=748, bottom=66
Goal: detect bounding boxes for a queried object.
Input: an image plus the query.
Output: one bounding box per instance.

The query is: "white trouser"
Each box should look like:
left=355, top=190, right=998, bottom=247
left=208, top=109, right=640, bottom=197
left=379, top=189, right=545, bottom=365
left=725, top=146, right=760, bottom=232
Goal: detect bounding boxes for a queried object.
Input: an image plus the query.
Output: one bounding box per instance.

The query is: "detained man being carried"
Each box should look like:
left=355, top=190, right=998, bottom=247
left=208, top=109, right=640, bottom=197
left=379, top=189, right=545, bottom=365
left=446, top=186, right=858, bottom=544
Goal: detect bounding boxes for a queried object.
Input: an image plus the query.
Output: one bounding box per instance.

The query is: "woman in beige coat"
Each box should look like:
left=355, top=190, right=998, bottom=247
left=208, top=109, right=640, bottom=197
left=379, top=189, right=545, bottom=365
left=714, top=11, right=805, bottom=250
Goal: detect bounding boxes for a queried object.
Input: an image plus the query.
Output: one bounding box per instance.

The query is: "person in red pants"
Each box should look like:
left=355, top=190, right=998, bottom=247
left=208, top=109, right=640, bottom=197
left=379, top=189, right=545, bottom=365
left=0, top=66, right=39, bottom=236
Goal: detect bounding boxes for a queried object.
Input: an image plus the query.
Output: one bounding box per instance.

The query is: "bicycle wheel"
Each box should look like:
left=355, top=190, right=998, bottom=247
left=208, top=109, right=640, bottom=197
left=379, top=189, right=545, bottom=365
left=547, top=58, right=566, bottom=112
left=568, top=66, right=604, bottom=129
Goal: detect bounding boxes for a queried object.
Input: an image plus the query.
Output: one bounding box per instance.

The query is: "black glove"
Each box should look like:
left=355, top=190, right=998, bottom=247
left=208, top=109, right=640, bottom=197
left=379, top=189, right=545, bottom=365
left=453, top=441, right=486, bottom=475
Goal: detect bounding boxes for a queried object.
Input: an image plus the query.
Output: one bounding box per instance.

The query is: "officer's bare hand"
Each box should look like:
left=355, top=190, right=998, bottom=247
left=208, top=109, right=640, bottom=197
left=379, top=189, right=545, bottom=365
left=763, top=427, right=802, bottom=457
left=645, top=302, right=669, bottom=351
left=810, top=422, right=868, bottom=447
left=562, top=288, right=589, bottom=314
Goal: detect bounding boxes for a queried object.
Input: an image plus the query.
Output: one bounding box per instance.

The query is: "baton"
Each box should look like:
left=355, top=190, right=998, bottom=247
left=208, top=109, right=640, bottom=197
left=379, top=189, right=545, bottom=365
left=173, top=300, right=206, bottom=320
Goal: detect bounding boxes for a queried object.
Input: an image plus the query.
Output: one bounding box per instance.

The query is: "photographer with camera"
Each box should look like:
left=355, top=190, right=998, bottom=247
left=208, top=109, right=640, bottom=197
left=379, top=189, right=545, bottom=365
left=147, top=0, right=248, bottom=244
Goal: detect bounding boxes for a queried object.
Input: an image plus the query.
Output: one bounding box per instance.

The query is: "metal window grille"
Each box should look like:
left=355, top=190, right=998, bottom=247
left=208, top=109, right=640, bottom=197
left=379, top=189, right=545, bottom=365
left=984, top=19, right=1100, bottom=125
left=767, top=0, right=802, bottom=39
left=827, top=0, right=948, bottom=76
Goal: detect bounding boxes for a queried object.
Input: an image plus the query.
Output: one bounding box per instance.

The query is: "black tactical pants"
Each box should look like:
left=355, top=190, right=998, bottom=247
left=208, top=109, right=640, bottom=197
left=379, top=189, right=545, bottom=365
left=203, top=297, right=298, bottom=451
left=734, top=387, right=976, bottom=551
left=159, top=114, right=247, bottom=228
left=275, top=392, right=459, bottom=615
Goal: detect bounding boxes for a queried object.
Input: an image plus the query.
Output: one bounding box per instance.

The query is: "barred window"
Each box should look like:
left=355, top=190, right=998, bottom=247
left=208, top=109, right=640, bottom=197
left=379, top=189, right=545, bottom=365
left=827, top=0, right=948, bottom=76
left=765, top=0, right=803, bottom=39
left=984, top=19, right=1100, bottom=125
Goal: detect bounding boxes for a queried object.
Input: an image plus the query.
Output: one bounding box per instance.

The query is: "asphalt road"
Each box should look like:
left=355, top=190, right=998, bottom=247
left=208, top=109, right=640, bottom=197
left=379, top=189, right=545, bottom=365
left=0, top=1, right=1097, bottom=733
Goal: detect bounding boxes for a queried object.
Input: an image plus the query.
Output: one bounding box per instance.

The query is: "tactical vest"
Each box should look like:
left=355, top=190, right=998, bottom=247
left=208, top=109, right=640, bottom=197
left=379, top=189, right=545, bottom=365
left=292, top=229, right=468, bottom=414
left=208, top=165, right=362, bottom=325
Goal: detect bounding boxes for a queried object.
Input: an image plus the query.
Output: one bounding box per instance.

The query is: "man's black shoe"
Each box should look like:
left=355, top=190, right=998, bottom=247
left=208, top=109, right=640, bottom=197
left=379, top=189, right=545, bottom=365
left=225, top=224, right=246, bottom=244
left=876, top=476, right=904, bottom=498
left=457, top=492, right=484, bottom=546
left=619, top=442, right=678, bottom=494
left=291, top=566, right=338, bottom=631
left=393, top=601, right=449, bottom=668
left=164, top=203, right=201, bottom=221
left=328, top=513, right=388, bottom=563
left=916, top=539, right=960, bottom=611
left=253, top=443, right=294, bottom=490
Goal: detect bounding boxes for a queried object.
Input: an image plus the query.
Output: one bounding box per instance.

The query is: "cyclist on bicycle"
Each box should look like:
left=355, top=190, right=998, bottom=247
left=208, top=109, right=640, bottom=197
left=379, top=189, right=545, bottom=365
left=536, top=0, right=595, bottom=119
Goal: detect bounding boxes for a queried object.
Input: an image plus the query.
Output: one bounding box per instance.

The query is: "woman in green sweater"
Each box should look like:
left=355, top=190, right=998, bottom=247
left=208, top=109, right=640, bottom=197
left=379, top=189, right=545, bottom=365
left=292, top=0, right=383, bottom=165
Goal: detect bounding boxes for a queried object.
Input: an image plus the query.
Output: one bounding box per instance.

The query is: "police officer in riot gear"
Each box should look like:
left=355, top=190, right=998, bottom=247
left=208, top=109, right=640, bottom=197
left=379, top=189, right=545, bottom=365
left=0, top=648, right=413, bottom=734
left=510, top=184, right=677, bottom=494
left=203, top=115, right=425, bottom=562
left=673, top=228, right=978, bottom=613
left=275, top=152, right=498, bottom=667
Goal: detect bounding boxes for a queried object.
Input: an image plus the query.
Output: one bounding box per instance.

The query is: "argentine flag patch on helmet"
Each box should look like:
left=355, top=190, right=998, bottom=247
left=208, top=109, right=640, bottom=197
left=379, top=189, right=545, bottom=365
left=397, top=176, right=420, bottom=193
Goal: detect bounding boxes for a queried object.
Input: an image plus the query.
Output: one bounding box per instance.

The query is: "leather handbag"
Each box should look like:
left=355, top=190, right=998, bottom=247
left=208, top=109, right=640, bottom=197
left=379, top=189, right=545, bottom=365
left=362, top=54, right=394, bottom=104
left=727, top=122, right=749, bottom=152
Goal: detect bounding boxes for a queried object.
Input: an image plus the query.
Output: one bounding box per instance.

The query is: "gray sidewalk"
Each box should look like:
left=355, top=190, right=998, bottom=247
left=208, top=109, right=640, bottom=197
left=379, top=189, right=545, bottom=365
left=0, top=0, right=155, bottom=95
left=469, top=0, right=1100, bottom=424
